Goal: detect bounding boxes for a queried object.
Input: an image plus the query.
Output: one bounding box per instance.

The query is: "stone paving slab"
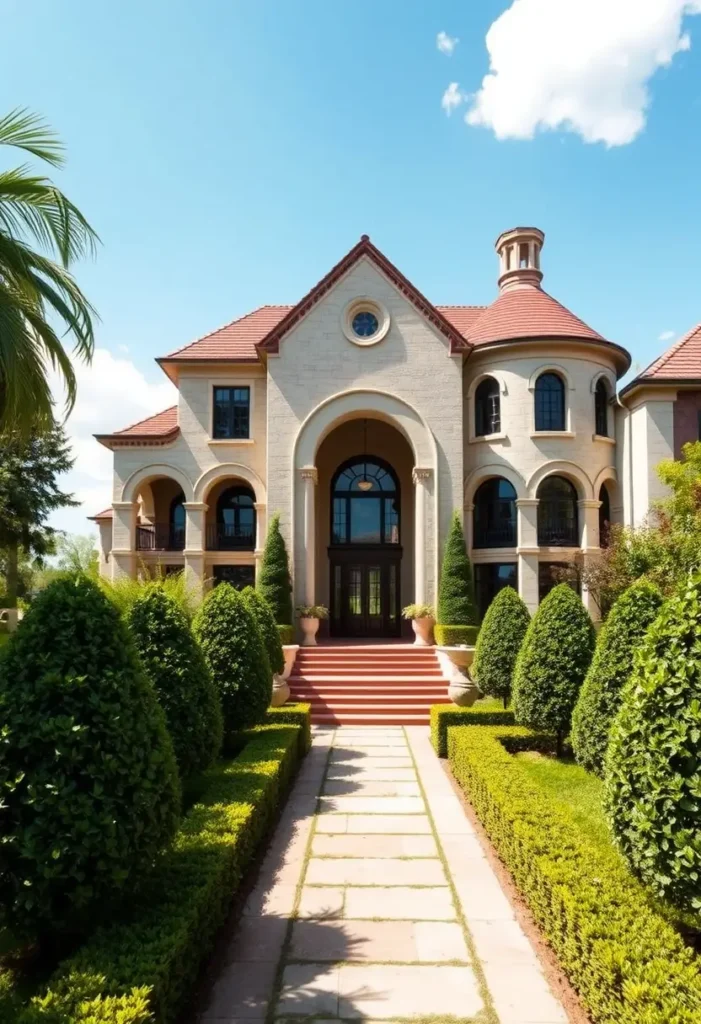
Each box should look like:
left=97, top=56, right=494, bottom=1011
left=306, top=856, right=446, bottom=886
left=311, top=833, right=438, bottom=858
left=337, top=964, right=483, bottom=1019
left=322, top=780, right=421, bottom=797
left=290, top=919, right=469, bottom=963
left=297, top=886, right=345, bottom=919
left=328, top=754, right=414, bottom=768
left=326, top=766, right=417, bottom=781
left=315, top=814, right=433, bottom=834
left=318, top=796, right=425, bottom=814
left=202, top=959, right=278, bottom=1019
left=343, top=885, right=454, bottom=921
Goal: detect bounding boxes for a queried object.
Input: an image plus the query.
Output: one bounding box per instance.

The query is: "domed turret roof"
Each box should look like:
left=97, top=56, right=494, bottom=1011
left=468, top=285, right=604, bottom=347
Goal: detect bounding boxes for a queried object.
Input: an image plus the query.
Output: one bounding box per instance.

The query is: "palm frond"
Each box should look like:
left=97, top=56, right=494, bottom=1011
left=0, top=166, right=99, bottom=263
left=0, top=108, right=64, bottom=166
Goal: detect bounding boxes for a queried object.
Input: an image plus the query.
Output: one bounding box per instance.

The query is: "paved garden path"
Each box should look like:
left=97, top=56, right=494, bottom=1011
left=196, top=726, right=569, bottom=1024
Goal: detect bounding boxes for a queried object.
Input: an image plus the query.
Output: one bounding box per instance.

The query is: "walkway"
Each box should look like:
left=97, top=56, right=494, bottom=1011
left=195, top=726, right=569, bottom=1024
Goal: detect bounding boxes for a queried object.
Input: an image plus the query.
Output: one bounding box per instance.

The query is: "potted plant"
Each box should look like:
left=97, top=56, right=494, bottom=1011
left=296, top=604, right=329, bottom=647
left=402, top=603, right=435, bottom=646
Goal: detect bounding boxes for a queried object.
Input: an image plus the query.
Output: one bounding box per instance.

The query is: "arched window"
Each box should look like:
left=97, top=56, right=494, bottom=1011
left=473, top=478, right=517, bottom=548
left=474, top=377, right=501, bottom=437
left=537, top=476, right=579, bottom=546
left=215, top=486, right=256, bottom=550
left=169, top=491, right=186, bottom=550
left=331, top=457, right=399, bottom=545
left=534, top=372, right=566, bottom=431
left=595, top=379, right=609, bottom=437
left=599, top=483, right=611, bottom=548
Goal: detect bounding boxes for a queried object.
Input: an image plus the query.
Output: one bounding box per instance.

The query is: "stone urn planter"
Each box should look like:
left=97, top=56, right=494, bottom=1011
left=271, top=674, right=290, bottom=707
left=296, top=606, right=328, bottom=648
left=401, top=604, right=435, bottom=647
left=436, top=645, right=482, bottom=707
left=281, top=644, right=300, bottom=680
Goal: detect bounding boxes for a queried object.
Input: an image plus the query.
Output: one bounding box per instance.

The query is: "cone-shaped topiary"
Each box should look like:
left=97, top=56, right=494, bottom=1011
left=435, top=511, right=477, bottom=645
left=127, top=585, right=223, bottom=780
left=604, top=577, right=701, bottom=910
left=571, top=579, right=662, bottom=776
left=258, top=512, right=293, bottom=627
left=0, top=575, right=180, bottom=941
left=472, top=587, right=530, bottom=707
left=513, top=583, right=595, bottom=752
left=242, top=585, right=284, bottom=676
left=193, top=583, right=271, bottom=738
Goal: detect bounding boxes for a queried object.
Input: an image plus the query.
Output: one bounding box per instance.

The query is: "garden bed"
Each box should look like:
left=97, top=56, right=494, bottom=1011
left=430, top=698, right=514, bottom=757
left=447, top=724, right=701, bottom=1024
left=2, top=717, right=309, bottom=1024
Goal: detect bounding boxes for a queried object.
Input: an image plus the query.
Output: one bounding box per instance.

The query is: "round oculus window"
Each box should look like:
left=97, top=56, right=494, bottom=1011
left=351, top=310, right=379, bottom=338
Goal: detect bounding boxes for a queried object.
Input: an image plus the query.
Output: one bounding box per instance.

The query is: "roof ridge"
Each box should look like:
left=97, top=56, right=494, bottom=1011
left=114, top=404, right=177, bottom=436
left=436, top=304, right=487, bottom=310
left=638, top=323, right=701, bottom=378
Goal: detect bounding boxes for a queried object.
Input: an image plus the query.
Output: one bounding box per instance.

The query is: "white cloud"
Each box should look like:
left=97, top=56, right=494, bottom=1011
left=659, top=329, right=675, bottom=341
left=118, top=344, right=130, bottom=353
left=437, top=30, right=459, bottom=55
left=442, top=82, right=466, bottom=115
left=464, top=0, right=701, bottom=146
left=50, top=349, right=177, bottom=535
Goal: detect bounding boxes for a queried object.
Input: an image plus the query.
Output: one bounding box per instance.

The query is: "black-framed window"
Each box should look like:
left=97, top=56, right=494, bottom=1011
left=213, top=386, right=250, bottom=439
left=474, top=563, right=517, bottom=620
left=475, top=377, right=501, bottom=437
left=212, top=565, right=255, bottom=590
left=331, top=457, right=400, bottom=546
left=537, top=476, right=579, bottom=546
left=473, top=478, right=517, bottom=548
left=534, top=372, right=565, bottom=431
left=169, top=491, right=186, bottom=550
left=208, top=485, right=256, bottom=550
left=538, top=562, right=580, bottom=603
left=599, top=483, right=611, bottom=548
left=595, top=379, right=609, bottom=436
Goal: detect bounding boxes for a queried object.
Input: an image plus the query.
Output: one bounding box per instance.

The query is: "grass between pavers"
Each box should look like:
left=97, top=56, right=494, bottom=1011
left=430, top=699, right=514, bottom=757
left=1, top=719, right=309, bottom=1024
left=447, top=725, right=701, bottom=1024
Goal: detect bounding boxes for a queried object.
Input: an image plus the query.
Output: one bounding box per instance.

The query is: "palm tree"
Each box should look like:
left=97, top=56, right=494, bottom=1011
left=0, top=108, right=98, bottom=435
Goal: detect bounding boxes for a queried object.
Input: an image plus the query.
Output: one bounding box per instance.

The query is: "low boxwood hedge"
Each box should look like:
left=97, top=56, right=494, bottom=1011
left=448, top=725, right=701, bottom=1024
left=13, top=717, right=310, bottom=1024
left=266, top=702, right=312, bottom=755
left=433, top=624, right=479, bottom=646
left=430, top=701, right=514, bottom=757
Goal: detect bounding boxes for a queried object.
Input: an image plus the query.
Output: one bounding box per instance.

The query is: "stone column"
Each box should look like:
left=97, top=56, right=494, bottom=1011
left=183, top=501, right=208, bottom=600
left=301, top=467, right=318, bottom=605
left=413, top=467, right=432, bottom=605
left=254, top=502, right=267, bottom=583
left=516, top=498, right=540, bottom=613
left=111, top=500, right=138, bottom=580
left=464, top=502, right=475, bottom=555
left=579, top=498, right=603, bottom=621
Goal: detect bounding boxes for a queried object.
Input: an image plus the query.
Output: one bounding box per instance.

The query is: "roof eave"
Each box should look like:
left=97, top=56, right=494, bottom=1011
left=468, top=334, right=631, bottom=376
left=619, top=376, right=701, bottom=399
left=94, top=427, right=180, bottom=450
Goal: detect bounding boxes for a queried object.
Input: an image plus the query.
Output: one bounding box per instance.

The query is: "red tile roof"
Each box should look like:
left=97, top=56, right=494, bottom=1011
left=88, top=507, right=113, bottom=520
left=161, top=306, right=293, bottom=363
left=95, top=406, right=179, bottom=447
left=467, top=287, right=604, bottom=346
left=629, top=324, right=701, bottom=384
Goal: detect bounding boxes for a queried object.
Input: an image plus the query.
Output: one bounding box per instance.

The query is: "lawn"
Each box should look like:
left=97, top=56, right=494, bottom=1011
left=514, top=751, right=611, bottom=849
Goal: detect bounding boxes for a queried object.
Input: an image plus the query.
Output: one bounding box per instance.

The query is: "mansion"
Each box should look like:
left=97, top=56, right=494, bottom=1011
left=91, top=228, right=701, bottom=634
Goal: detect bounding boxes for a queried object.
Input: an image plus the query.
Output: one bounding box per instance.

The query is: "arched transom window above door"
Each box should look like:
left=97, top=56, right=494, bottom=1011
left=331, top=457, right=400, bottom=545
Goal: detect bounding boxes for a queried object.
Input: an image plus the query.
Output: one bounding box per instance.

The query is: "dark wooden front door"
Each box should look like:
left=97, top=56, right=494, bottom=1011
left=330, top=553, right=400, bottom=638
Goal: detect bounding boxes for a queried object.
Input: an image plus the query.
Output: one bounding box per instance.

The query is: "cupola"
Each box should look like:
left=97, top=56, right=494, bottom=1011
left=495, top=226, right=544, bottom=292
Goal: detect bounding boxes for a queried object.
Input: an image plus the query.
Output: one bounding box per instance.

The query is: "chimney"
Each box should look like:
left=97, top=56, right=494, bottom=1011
left=495, top=226, right=544, bottom=292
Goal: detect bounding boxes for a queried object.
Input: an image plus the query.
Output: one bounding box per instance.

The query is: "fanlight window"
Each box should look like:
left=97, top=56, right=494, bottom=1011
left=473, top=478, right=517, bottom=548
left=474, top=377, right=501, bottom=437
left=537, top=476, right=579, bottom=547
left=595, top=379, right=609, bottom=437
left=534, top=372, right=566, bottom=431
left=331, top=458, right=400, bottom=546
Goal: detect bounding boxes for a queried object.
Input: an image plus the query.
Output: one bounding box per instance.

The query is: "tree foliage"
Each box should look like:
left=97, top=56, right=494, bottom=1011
left=472, top=587, right=530, bottom=706
left=100, top=566, right=199, bottom=620
left=193, top=583, right=271, bottom=738
left=242, top=585, right=284, bottom=676
left=571, top=580, right=663, bottom=776
left=0, top=575, right=180, bottom=941
left=128, top=585, right=223, bottom=779
left=436, top=511, right=477, bottom=626
left=258, top=513, right=293, bottom=625
left=605, top=576, right=701, bottom=911
left=512, top=584, right=595, bottom=749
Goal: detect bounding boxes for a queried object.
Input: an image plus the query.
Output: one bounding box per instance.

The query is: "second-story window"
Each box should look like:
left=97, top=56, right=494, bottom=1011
left=595, top=379, right=609, bottom=437
left=474, top=377, right=501, bottom=436
left=213, top=386, right=250, bottom=439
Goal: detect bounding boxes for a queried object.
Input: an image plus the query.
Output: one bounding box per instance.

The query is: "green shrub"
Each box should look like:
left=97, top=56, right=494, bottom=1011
left=472, top=587, right=530, bottom=707
left=258, top=513, right=293, bottom=625
left=242, top=586, right=284, bottom=676
left=430, top=701, right=514, bottom=757
left=193, top=583, right=271, bottom=738
left=571, top=580, right=662, bottom=776
left=0, top=575, right=180, bottom=942
left=605, top=576, right=701, bottom=911
left=434, top=624, right=479, bottom=646
left=436, top=511, right=477, bottom=628
left=127, top=585, right=223, bottom=780
left=277, top=624, right=295, bottom=645
left=100, top=567, right=198, bottom=620
left=448, top=725, right=701, bottom=1024
left=266, top=703, right=312, bottom=754
left=18, top=721, right=308, bottom=1024
left=512, top=583, right=595, bottom=751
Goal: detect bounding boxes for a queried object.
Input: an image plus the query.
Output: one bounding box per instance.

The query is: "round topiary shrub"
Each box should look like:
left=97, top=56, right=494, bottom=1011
left=512, top=583, right=595, bottom=752
left=571, top=579, right=662, bottom=776
left=436, top=511, right=477, bottom=642
left=193, top=583, right=271, bottom=738
left=472, top=587, right=530, bottom=707
left=127, top=585, right=223, bottom=780
left=0, top=575, right=180, bottom=941
left=242, top=585, right=284, bottom=676
left=258, top=513, right=293, bottom=628
left=604, top=577, right=701, bottom=910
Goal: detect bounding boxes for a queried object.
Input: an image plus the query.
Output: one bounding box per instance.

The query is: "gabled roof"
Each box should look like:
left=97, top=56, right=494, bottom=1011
left=95, top=406, right=179, bottom=448
left=623, top=324, right=701, bottom=392
left=160, top=306, right=292, bottom=365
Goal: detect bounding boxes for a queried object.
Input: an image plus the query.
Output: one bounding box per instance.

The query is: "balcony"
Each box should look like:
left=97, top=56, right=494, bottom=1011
left=206, top=522, right=255, bottom=551
left=136, top=524, right=185, bottom=552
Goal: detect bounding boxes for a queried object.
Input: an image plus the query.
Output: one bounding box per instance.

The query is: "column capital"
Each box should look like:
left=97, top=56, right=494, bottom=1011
left=515, top=498, right=539, bottom=508
left=578, top=499, right=602, bottom=509
left=464, top=502, right=475, bottom=512
left=112, top=500, right=137, bottom=511
left=412, top=466, right=432, bottom=484
left=183, top=501, right=208, bottom=512
left=300, top=465, right=318, bottom=483
left=253, top=502, right=267, bottom=511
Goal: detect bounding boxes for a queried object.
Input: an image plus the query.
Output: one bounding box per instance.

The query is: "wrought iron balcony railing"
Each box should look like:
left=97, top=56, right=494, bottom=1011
left=205, top=523, right=255, bottom=551
left=135, top=524, right=185, bottom=551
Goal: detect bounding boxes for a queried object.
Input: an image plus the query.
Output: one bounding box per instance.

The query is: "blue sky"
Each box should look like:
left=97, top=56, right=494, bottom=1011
left=2, top=0, right=701, bottom=532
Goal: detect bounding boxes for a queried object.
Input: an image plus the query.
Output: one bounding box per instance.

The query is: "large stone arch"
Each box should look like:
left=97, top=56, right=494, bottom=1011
left=527, top=460, right=594, bottom=501
left=194, top=462, right=267, bottom=504
left=121, top=463, right=194, bottom=503
left=464, top=463, right=527, bottom=505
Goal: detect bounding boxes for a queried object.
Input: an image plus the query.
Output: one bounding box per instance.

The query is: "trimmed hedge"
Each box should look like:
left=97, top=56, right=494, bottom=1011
left=436, top=511, right=477, bottom=629
left=472, top=587, right=530, bottom=707
left=571, top=580, right=662, bottom=776
left=434, top=624, right=479, bottom=646
left=430, top=701, right=514, bottom=757
left=605, top=576, right=701, bottom=911
left=242, top=586, right=284, bottom=676
left=16, top=719, right=309, bottom=1024
left=258, top=513, right=293, bottom=626
left=266, top=703, right=312, bottom=755
left=448, top=725, right=701, bottom=1024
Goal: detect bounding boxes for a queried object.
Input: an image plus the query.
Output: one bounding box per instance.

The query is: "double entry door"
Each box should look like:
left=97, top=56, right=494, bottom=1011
left=329, top=551, right=401, bottom=638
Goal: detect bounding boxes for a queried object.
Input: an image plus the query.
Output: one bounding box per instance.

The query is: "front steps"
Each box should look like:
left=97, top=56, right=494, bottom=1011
left=288, top=644, right=449, bottom=725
